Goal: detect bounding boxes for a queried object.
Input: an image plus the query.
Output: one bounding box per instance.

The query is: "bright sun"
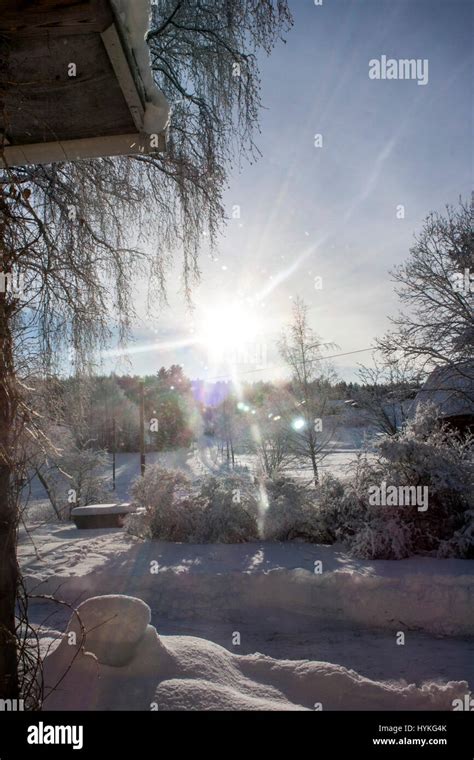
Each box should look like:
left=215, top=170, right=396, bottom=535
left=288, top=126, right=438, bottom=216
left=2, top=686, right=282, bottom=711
left=196, top=301, right=262, bottom=360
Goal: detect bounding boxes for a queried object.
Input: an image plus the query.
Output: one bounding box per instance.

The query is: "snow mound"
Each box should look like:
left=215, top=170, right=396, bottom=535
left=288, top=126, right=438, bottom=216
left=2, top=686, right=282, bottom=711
left=42, top=595, right=469, bottom=712
left=155, top=635, right=467, bottom=712
left=156, top=678, right=302, bottom=711
left=68, top=594, right=151, bottom=666
left=43, top=621, right=172, bottom=711
left=43, top=646, right=99, bottom=711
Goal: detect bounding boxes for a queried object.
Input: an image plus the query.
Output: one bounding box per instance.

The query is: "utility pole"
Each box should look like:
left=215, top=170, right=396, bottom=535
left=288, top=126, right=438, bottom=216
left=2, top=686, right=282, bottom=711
left=139, top=381, right=146, bottom=476
left=112, top=416, right=116, bottom=491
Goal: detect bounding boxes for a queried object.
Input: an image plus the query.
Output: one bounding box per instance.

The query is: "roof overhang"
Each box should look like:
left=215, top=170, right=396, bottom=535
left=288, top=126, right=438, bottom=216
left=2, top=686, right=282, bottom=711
left=0, top=0, right=168, bottom=168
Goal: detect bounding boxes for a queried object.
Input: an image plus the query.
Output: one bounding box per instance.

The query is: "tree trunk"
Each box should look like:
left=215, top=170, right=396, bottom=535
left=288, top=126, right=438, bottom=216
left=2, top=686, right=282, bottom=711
left=0, top=288, right=19, bottom=699
left=309, top=437, right=319, bottom=485
left=139, top=381, right=145, bottom=476
left=0, top=469, right=18, bottom=699
left=35, top=468, right=62, bottom=520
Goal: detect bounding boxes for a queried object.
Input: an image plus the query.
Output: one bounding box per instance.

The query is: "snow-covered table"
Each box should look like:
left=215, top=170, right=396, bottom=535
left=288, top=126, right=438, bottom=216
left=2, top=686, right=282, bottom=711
left=71, top=503, right=140, bottom=529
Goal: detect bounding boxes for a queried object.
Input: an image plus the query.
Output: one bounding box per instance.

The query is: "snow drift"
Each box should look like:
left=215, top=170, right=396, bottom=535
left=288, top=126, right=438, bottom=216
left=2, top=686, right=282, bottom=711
left=42, top=595, right=469, bottom=712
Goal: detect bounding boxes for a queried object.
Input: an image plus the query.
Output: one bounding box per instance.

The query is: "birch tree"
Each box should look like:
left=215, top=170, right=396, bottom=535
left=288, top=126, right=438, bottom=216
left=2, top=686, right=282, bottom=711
left=279, top=298, right=336, bottom=484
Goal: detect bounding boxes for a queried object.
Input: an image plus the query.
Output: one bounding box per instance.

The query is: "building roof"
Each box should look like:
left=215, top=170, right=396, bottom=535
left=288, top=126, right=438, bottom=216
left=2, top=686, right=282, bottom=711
left=415, top=362, right=474, bottom=419
left=0, top=0, right=169, bottom=166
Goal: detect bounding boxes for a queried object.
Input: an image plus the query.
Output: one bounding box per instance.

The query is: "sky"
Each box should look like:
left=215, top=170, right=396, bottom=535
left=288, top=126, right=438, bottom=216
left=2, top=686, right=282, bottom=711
left=102, top=0, right=472, bottom=385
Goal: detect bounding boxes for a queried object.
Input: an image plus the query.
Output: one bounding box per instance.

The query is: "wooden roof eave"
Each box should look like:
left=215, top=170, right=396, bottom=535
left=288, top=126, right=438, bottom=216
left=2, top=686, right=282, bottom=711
left=3, top=132, right=165, bottom=167
left=0, top=0, right=168, bottom=168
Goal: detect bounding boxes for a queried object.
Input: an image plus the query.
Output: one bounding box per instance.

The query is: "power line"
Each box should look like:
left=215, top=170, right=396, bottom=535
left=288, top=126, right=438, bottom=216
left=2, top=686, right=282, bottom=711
left=200, top=346, right=378, bottom=382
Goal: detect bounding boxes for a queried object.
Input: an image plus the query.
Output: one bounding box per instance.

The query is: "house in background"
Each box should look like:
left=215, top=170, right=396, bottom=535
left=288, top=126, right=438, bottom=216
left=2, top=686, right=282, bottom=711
left=414, top=361, right=474, bottom=436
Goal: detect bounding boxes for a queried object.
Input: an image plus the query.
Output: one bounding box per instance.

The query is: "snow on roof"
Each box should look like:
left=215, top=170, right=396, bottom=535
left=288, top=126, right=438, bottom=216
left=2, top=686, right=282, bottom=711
left=111, top=0, right=170, bottom=136
left=415, top=362, right=474, bottom=418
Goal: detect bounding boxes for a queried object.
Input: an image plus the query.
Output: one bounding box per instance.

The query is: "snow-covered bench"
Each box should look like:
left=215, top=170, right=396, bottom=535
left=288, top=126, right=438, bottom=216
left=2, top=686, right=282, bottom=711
left=71, top=503, right=142, bottom=529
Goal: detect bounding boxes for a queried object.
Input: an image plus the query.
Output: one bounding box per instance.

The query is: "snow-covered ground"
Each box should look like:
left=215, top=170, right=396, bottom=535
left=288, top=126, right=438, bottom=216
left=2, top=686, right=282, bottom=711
left=19, top=523, right=474, bottom=710
left=20, top=428, right=473, bottom=711
left=40, top=594, right=469, bottom=712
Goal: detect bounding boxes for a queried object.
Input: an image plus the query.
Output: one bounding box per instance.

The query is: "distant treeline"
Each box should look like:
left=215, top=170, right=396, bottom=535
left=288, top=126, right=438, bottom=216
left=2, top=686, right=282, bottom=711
left=39, top=369, right=420, bottom=454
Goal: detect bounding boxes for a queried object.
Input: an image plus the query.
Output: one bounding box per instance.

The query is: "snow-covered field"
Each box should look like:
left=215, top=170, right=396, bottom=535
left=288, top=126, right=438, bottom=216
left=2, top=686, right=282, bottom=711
left=19, top=522, right=474, bottom=710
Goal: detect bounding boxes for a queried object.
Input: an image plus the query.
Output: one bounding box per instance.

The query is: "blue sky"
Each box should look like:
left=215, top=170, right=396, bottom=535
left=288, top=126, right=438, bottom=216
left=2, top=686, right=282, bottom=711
left=103, top=0, right=472, bottom=384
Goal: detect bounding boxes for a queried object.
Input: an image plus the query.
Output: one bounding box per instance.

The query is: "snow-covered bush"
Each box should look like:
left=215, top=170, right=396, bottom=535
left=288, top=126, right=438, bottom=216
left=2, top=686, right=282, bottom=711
left=261, top=476, right=320, bottom=541
left=124, top=509, right=149, bottom=539
left=323, top=405, right=474, bottom=559
left=129, top=407, right=473, bottom=557
left=437, top=509, right=474, bottom=558
left=311, top=472, right=347, bottom=543
left=130, top=467, right=317, bottom=544
left=130, top=465, right=203, bottom=541
left=372, top=408, right=473, bottom=557
left=348, top=514, right=417, bottom=560
left=197, top=474, right=259, bottom=543
left=130, top=467, right=258, bottom=543
left=60, top=446, right=110, bottom=510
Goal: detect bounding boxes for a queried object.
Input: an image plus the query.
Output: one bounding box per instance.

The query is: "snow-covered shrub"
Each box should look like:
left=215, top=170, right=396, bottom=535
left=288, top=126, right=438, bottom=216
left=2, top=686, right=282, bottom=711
left=197, top=474, right=259, bottom=543
left=130, top=467, right=258, bottom=543
left=314, top=457, right=422, bottom=559
left=348, top=515, right=417, bottom=560
left=130, top=465, right=203, bottom=541
left=437, top=509, right=474, bottom=558
left=124, top=509, right=149, bottom=539
left=261, top=476, right=320, bottom=541
left=312, top=455, right=391, bottom=547
left=331, top=405, right=474, bottom=559
left=376, top=412, right=472, bottom=557
left=311, top=472, right=347, bottom=543
left=60, top=446, right=110, bottom=511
